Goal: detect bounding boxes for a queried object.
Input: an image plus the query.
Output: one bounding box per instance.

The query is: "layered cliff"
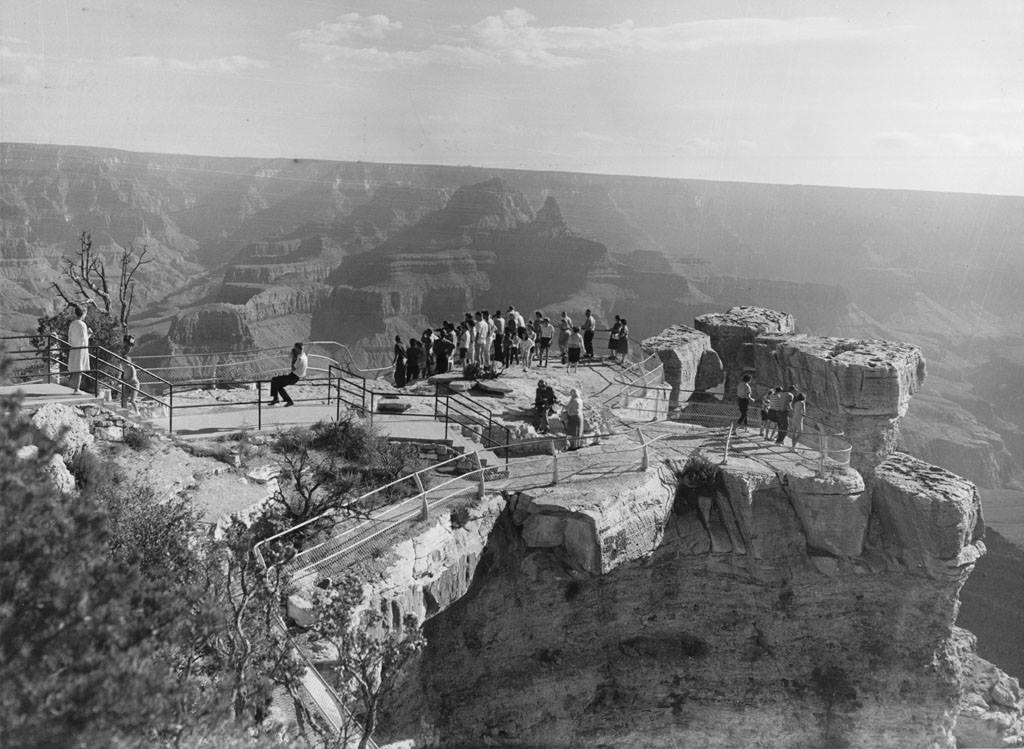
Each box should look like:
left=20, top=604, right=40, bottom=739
left=376, top=426, right=1013, bottom=747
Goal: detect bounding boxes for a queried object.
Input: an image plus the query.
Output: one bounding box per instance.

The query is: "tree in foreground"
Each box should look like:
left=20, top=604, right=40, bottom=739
left=308, top=576, right=426, bottom=749
left=0, top=376, right=303, bottom=746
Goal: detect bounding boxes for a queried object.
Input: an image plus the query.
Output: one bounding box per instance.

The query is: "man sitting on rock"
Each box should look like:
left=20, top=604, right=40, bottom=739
left=534, top=379, right=558, bottom=433
left=269, top=342, right=307, bottom=407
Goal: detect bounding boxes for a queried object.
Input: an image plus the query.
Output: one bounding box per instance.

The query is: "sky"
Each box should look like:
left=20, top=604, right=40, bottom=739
left=2, top=0, right=1023, bottom=195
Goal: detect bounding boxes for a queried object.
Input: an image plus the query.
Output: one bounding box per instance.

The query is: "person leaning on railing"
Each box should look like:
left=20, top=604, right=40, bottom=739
left=268, top=342, right=307, bottom=407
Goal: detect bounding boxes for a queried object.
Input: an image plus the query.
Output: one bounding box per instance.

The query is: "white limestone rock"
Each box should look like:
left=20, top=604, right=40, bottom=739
left=641, top=324, right=723, bottom=408
left=30, top=402, right=94, bottom=458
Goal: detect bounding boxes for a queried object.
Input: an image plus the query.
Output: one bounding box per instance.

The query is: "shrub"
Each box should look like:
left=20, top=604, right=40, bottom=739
left=450, top=505, right=471, bottom=530
left=122, top=427, right=153, bottom=451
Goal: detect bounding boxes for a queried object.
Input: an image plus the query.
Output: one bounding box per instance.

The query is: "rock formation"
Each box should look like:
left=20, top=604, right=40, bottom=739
left=640, top=325, right=724, bottom=408
left=379, top=424, right=1005, bottom=748
left=694, top=305, right=795, bottom=395
left=752, top=333, right=927, bottom=471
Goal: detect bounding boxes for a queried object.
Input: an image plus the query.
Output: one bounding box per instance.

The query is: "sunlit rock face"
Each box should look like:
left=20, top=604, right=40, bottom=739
left=641, top=325, right=724, bottom=408
left=694, top=306, right=795, bottom=396
left=871, top=452, right=985, bottom=581
left=381, top=433, right=999, bottom=749
left=752, top=333, right=926, bottom=471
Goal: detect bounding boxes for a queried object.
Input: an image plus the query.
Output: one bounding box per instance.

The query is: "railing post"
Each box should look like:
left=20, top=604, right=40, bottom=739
left=549, top=438, right=559, bottom=485
left=168, top=384, right=174, bottom=434
left=414, top=474, right=428, bottom=521
left=722, top=424, right=733, bottom=465
left=505, top=429, right=510, bottom=469
left=257, top=381, right=262, bottom=431
left=45, top=334, right=52, bottom=384
left=369, top=392, right=374, bottom=426
left=444, top=398, right=450, bottom=442
left=637, top=427, right=649, bottom=471
left=473, top=452, right=485, bottom=498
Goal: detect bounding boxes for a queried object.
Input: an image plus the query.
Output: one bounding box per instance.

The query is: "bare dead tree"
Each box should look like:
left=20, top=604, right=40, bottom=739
left=51, top=231, right=152, bottom=337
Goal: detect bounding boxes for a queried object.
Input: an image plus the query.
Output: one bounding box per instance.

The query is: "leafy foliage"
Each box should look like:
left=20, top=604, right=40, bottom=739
left=261, top=419, right=424, bottom=552
left=309, top=576, right=426, bottom=749
left=0, top=381, right=303, bottom=746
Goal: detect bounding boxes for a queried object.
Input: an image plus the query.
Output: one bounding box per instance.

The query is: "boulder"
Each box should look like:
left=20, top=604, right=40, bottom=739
left=694, top=306, right=795, bottom=396
left=30, top=403, right=94, bottom=459
left=45, top=454, right=76, bottom=495
left=752, top=334, right=926, bottom=469
left=871, top=453, right=985, bottom=580
left=93, top=425, right=124, bottom=442
left=287, top=594, right=315, bottom=628
left=641, top=325, right=724, bottom=408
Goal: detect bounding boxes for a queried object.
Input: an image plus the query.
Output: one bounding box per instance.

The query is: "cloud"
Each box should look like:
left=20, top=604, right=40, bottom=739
left=872, top=130, right=1024, bottom=156
left=293, top=8, right=885, bottom=71
left=0, top=44, right=43, bottom=86
left=291, top=13, right=402, bottom=45
left=464, top=10, right=882, bottom=69
left=121, top=55, right=271, bottom=73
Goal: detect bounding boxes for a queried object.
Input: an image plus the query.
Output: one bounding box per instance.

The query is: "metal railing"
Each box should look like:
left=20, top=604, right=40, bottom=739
left=254, top=427, right=669, bottom=584
left=2, top=334, right=176, bottom=431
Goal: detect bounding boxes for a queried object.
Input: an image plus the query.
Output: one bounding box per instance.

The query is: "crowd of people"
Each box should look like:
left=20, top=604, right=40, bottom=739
left=390, top=306, right=632, bottom=387
left=736, top=373, right=807, bottom=450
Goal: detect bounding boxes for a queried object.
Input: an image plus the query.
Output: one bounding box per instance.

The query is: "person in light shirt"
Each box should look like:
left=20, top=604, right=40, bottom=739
left=269, top=342, right=307, bottom=407
left=736, top=373, right=753, bottom=429
left=67, top=305, right=91, bottom=393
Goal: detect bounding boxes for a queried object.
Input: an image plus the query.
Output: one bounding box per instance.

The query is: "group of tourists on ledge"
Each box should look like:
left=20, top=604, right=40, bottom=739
left=391, top=306, right=631, bottom=387
left=735, top=373, right=807, bottom=450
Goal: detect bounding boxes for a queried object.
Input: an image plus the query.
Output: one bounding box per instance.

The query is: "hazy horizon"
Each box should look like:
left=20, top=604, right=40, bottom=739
left=2, top=1, right=1023, bottom=196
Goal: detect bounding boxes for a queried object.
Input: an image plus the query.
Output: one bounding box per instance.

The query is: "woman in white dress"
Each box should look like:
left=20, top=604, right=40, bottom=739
left=67, top=305, right=90, bottom=393
left=565, top=388, right=584, bottom=449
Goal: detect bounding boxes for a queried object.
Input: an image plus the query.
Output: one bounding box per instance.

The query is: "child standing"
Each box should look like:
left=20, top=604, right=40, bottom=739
left=519, top=329, right=536, bottom=371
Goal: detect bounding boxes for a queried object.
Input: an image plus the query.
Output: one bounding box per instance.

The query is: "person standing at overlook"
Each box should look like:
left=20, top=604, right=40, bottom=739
left=607, top=315, right=622, bottom=361
left=67, top=305, right=91, bottom=393
left=615, top=318, right=630, bottom=363
left=775, top=386, right=795, bottom=445
left=582, top=309, right=596, bottom=360
left=538, top=317, right=555, bottom=367
left=567, top=326, right=584, bottom=373
left=789, top=392, right=806, bottom=450
left=736, top=373, right=753, bottom=429
left=557, top=311, right=573, bottom=364
left=474, top=312, right=489, bottom=366
left=392, top=336, right=407, bottom=388
left=492, top=310, right=505, bottom=363
left=565, top=388, right=584, bottom=449
left=269, top=342, right=307, bottom=406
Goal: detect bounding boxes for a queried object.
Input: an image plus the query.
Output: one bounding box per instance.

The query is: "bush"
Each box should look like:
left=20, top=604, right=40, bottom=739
left=122, top=427, right=153, bottom=451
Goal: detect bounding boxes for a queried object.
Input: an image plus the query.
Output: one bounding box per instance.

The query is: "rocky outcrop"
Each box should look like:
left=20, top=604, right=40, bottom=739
left=871, top=452, right=985, bottom=580
left=30, top=402, right=94, bottom=459
left=509, top=464, right=673, bottom=574
left=954, top=630, right=1024, bottom=748
left=752, top=333, right=927, bottom=471
left=787, top=471, right=869, bottom=557
left=383, top=443, right=991, bottom=748
left=694, top=305, right=795, bottom=395
left=641, top=325, right=724, bottom=408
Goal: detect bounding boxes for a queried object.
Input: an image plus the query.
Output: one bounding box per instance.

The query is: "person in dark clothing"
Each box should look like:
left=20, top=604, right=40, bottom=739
left=582, top=308, right=596, bottom=359
left=405, top=338, right=423, bottom=381
left=534, top=379, right=558, bottom=434
left=433, top=332, right=448, bottom=374
left=393, top=336, right=407, bottom=388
